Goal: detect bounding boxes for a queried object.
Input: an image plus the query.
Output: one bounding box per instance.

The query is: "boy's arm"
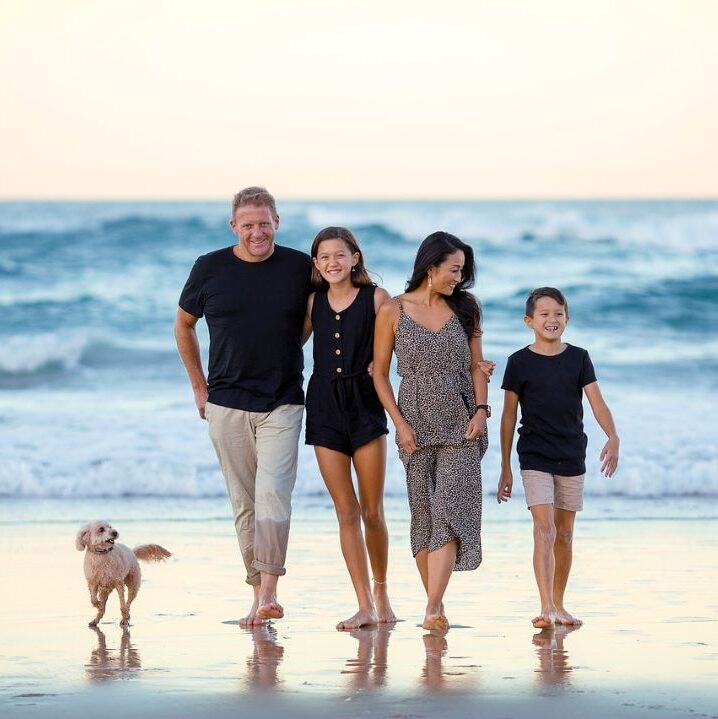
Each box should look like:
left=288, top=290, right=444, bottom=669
left=497, top=390, right=519, bottom=503
left=584, top=381, right=620, bottom=477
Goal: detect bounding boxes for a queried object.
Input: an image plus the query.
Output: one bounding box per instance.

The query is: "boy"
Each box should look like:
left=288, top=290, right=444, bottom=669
left=497, top=287, right=619, bottom=628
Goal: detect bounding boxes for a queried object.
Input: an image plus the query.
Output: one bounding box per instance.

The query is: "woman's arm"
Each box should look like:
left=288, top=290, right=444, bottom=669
left=373, top=300, right=418, bottom=453
left=465, top=332, right=489, bottom=440
left=497, top=390, right=519, bottom=502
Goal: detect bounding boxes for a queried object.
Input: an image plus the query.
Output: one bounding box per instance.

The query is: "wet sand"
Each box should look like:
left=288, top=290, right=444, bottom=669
left=1, top=497, right=716, bottom=718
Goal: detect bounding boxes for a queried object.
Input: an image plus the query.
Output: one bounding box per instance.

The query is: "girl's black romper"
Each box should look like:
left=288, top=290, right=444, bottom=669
left=305, top=285, right=388, bottom=456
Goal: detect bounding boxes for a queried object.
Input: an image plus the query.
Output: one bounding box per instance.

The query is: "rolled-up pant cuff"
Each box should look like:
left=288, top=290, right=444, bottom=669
left=252, top=560, right=286, bottom=576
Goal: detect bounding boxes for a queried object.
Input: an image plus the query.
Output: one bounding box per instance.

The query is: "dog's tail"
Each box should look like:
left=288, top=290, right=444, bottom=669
left=133, top=545, right=171, bottom=562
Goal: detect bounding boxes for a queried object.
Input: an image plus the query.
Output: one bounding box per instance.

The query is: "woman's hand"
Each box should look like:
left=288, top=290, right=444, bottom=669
left=397, top=420, right=418, bottom=454
left=464, top=409, right=487, bottom=440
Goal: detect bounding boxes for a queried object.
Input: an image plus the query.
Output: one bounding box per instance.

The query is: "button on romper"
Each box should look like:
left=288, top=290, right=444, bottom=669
left=394, top=301, right=488, bottom=571
left=305, top=285, right=389, bottom=456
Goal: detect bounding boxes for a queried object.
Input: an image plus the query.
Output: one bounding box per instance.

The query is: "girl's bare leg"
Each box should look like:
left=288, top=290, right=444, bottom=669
left=553, top=508, right=581, bottom=625
left=315, top=446, right=377, bottom=629
left=423, top=540, right=456, bottom=630
left=353, top=436, right=396, bottom=622
left=530, top=504, right=557, bottom=628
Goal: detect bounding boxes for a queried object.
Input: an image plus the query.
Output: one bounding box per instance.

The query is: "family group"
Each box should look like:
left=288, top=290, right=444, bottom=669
left=174, top=187, right=619, bottom=632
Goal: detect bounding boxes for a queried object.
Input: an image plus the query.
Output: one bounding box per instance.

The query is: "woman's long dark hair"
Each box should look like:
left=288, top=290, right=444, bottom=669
left=406, top=231, right=481, bottom=338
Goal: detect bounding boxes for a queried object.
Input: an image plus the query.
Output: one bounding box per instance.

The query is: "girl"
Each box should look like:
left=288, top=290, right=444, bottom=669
left=304, top=226, right=396, bottom=630
left=373, top=231, right=489, bottom=631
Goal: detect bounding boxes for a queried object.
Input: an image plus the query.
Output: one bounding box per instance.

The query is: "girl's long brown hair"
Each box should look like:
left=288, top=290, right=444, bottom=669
left=310, top=227, right=374, bottom=290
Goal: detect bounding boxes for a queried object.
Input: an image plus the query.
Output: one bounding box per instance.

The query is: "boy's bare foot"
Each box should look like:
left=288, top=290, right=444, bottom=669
left=532, top=613, right=555, bottom=629
left=555, top=609, right=582, bottom=626
left=256, top=595, right=284, bottom=620
left=336, top=608, right=378, bottom=630
left=373, top=582, right=397, bottom=623
left=239, top=597, right=267, bottom=627
left=422, top=613, right=449, bottom=631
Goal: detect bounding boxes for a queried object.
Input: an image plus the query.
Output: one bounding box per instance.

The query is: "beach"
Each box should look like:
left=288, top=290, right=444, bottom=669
left=2, top=496, right=716, bottom=718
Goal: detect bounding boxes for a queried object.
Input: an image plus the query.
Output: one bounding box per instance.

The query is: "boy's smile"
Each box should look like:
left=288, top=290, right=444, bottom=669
left=525, top=296, right=568, bottom=343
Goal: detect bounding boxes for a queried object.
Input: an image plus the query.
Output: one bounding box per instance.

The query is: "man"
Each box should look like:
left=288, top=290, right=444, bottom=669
left=175, top=187, right=311, bottom=625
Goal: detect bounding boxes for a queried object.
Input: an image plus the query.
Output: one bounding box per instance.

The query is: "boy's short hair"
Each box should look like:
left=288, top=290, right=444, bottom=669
left=525, top=287, right=569, bottom=317
left=231, top=187, right=277, bottom=217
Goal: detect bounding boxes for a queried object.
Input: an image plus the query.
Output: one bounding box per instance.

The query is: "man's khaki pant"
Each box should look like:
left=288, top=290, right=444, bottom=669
left=205, top=402, right=303, bottom=586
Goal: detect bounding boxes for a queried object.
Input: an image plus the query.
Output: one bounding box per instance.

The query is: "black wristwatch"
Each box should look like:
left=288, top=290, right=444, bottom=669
left=476, top=404, right=491, bottom=418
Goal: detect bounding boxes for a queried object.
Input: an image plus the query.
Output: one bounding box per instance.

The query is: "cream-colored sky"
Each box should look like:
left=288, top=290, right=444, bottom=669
left=0, top=0, right=716, bottom=199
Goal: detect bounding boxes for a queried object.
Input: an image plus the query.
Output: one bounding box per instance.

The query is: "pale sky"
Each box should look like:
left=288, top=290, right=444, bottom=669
left=1, top=0, right=716, bottom=199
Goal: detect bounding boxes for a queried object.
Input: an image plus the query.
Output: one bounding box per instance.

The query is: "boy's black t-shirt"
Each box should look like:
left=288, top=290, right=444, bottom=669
left=179, top=245, right=312, bottom=412
left=501, top=344, right=597, bottom=476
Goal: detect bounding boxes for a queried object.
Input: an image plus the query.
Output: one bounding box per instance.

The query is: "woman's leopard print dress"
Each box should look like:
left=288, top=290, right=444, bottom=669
left=395, top=301, right=487, bottom=571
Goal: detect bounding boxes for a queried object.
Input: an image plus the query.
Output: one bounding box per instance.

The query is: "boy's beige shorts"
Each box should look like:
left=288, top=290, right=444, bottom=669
left=520, top=469, right=585, bottom=512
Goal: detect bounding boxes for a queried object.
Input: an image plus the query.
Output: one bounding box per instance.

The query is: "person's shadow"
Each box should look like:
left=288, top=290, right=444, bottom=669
left=339, top=623, right=395, bottom=691
left=85, top=626, right=141, bottom=681
left=242, top=624, right=285, bottom=690
left=420, top=630, right=482, bottom=693
left=532, top=624, right=581, bottom=688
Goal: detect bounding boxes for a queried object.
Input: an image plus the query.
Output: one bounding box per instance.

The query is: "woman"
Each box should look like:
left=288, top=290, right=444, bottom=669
left=373, top=231, right=489, bottom=631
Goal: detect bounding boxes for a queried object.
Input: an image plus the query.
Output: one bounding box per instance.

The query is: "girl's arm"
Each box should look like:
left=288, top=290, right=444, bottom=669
left=584, top=381, right=620, bottom=477
left=301, top=293, right=315, bottom=345
left=497, top=390, right=519, bottom=502
left=465, top=332, right=489, bottom=440
left=373, top=300, right=418, bottom=454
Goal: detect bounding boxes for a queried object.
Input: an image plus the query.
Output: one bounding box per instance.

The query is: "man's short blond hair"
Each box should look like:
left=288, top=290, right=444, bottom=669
left=231, top=187, right=278, bottom=217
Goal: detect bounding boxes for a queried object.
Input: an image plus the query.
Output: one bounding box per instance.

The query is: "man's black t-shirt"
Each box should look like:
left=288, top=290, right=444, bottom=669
left=501, top=344, right=597, bottom=476
left=179, top=245, right=312, bottom=412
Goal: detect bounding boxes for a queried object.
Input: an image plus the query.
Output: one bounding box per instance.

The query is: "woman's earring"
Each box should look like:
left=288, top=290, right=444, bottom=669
left=428, top=274, right=433, bottom=289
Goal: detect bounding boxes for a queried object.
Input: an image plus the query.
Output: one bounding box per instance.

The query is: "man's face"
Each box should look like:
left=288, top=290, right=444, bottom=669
left=230, top=204, right=279, bottom=262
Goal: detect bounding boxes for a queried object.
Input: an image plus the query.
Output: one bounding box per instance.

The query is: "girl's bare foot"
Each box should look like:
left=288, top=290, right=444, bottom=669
left=336, top=608, right=378, bottom=630
left=555, top=608, right=582, bottom=626
left=422, top=613, right=449, bottom=631
left=373, top=581, right=397, bottom=623
left=532, top=612, right=555, bottom=629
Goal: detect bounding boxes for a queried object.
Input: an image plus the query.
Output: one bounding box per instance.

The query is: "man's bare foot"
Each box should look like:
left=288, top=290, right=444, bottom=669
left=422, top=613, right=449, bottom=631
left=532, top=613, right=555, bottom=629
left=373, top=582, right=397, bottom=623
left=239, top=597, right=267, bottom=627
left=256, top=599, right=284, bottom=620
left=336, top=608, right=378, bottom=631
left=555, top=608, right=582, bottom=626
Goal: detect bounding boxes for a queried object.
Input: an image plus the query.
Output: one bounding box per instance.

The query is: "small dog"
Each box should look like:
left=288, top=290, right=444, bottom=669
left=76, top=520, right=171, bottom=627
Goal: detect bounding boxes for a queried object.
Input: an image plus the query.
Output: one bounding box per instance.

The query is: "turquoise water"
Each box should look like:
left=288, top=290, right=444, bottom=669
left=1, top=200, right=717, bottom=503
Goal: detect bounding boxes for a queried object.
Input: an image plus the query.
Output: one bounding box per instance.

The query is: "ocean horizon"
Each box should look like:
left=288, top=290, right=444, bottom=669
left=1, top=199, right=716, bottom=507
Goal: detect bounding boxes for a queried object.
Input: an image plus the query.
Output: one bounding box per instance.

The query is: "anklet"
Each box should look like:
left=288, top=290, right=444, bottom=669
left=373, top=578, right=387, bottom=585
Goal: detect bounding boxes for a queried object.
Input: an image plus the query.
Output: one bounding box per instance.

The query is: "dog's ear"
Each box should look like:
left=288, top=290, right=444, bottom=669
left=76, top=526, right=90, bottom=551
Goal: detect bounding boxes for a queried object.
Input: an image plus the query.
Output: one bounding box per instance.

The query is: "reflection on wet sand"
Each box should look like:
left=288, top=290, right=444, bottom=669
left=532, top=624, right=581, bottom=688
left=339, top=624, right=393, bottom=691
left=243, top=624, right=285, bottom=690
left=85, top=626, right=141, bottom=681
left=421, top=630, right=481, bottom=693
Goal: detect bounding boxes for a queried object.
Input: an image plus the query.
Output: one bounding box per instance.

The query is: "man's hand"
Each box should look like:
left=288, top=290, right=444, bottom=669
left=497, top=468, right=513, bottom=503
left=194, top=385, right=209, bottom=420
left=477, top=360, right=496, bottom=382
left=600, top=435, right=620, bottom=477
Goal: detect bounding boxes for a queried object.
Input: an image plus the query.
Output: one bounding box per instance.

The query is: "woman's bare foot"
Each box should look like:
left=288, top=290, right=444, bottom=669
left=336, top=608, right=378, bottom=631
left=532, top=612, right=555, bottom=629
left=239, top=597, right=267, bottom=627
left=555, top=608, right=582, bottom=626
left=422, top=613, right=449, bottom=631
left=373, top=581, right=397, bottom=623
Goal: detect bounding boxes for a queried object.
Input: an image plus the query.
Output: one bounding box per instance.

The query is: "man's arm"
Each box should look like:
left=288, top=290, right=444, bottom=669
left=497, top=390, right=519, bottom=503
left=583, top=381, right=619, bottom=477
left=174, top=307, right=208, bottom=419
